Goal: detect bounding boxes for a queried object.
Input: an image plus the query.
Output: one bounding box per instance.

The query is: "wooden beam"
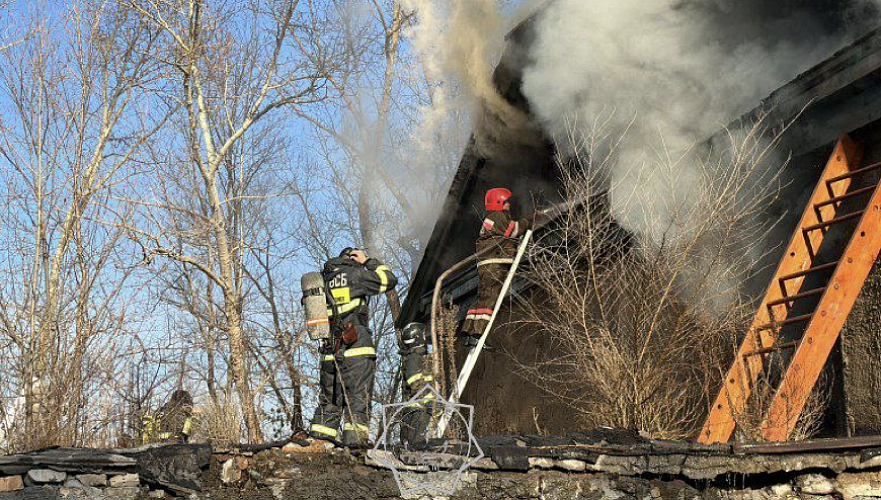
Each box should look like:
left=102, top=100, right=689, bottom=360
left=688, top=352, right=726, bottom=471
left=698, top=135, right=864, bottom=444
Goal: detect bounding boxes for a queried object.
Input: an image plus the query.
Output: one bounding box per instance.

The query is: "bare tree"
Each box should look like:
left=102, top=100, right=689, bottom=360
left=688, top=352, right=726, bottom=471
left=0, top=1, right=162, bottom=450
left=115, top=0, right=348, bottom=442
left=0, top=0, right=467, bottom=450
left=290, top=1, right=470, bottom=425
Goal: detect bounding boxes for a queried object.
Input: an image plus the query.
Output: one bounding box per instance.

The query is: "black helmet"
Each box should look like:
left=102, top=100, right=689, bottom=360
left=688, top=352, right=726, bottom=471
left=170, top=389, right=193, bottom=405
left=339, top=247, right=368, bottom=259
left=401, top=322, right=427, bottom=351
left=166, top=390, right=193, bottom=412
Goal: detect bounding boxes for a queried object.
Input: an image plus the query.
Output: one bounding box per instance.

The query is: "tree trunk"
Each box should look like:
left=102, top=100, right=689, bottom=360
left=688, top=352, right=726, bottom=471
left=210, top=190, right=262, bottom=442
left=223, top=296, right=263, bottom=443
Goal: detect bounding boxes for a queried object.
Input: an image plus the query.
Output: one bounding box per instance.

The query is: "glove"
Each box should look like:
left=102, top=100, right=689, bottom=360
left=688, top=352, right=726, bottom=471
left=523, top=211, right=537, bottom=230
left=363, top=258, right=383, bottom=271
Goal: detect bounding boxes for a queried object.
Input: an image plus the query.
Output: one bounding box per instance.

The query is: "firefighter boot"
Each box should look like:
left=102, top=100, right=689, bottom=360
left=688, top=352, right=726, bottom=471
left=307, top=427, right=342, bottom=447
left=461, top=333, right=493, bottom=351
left=342, top=428, right=372, bottom=450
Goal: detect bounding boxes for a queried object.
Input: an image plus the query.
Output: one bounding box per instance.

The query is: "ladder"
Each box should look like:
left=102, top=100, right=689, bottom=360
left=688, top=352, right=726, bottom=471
left=435, top=230, right=533, bottom=438
left=699, top=135, right=881, bottom=444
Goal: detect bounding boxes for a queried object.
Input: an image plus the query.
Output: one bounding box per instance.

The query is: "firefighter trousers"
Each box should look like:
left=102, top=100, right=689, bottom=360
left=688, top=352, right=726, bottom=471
left=400, top=404, right=431, bottom=447
left=461, top=262, right=509, bottom=336
left=400, top=350, right=433, bottom=446
left=310, top=352, right=376, bottom=446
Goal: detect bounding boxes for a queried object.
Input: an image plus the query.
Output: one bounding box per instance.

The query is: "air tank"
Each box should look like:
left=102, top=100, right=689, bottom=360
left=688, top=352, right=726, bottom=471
left=301, top=272, right=330, bottom=340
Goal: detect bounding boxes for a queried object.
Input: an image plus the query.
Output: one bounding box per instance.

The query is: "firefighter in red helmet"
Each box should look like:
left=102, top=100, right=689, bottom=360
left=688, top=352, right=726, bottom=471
left=459, top=188, right=532, bottom=348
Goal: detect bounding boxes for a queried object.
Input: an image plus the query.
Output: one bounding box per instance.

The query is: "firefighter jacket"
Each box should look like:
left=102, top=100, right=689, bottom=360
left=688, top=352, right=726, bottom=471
left=401, top=344, right=432, bottom=396
left=461, top=210, right=531, bottom=337
left=321, top=256, right=399, bottom=355
left=141, top=405, right=193, bottom=444
left=476, top=210, right=531, bottom=259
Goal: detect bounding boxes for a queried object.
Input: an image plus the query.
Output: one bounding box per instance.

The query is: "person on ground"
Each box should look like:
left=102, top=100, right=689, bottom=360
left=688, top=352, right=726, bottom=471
left=308, top=248, right=398, bottom=449
left=398, top=322, right=432, bottom=446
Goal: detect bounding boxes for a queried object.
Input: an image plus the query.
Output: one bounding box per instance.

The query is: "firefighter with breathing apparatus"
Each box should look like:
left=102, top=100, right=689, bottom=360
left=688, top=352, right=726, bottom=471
left=459, top=188, right=533, bottom=348
left=303, top=247, right=398, bottom=448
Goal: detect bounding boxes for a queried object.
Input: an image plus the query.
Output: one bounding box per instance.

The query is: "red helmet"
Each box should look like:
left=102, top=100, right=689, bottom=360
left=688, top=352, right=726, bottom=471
left=485, top=188, right=513, bottom=211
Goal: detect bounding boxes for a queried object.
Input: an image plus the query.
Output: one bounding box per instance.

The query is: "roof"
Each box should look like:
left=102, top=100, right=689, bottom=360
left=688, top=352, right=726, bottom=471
left=399, top=22, right=881, bottom=327
left=727, top=25, right=881, bottom=157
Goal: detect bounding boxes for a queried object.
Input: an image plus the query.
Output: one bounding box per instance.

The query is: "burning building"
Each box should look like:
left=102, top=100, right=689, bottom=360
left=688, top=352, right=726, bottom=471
left=399, top=2, right=881, bottom=440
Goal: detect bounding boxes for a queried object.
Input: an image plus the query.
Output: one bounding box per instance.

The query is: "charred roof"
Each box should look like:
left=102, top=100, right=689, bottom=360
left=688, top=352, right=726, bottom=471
left=399, top=17, right=881, bottom=327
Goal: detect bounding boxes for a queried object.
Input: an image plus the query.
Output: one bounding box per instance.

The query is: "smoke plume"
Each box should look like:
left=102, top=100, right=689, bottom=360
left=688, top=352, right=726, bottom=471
left=522, top=0, right=879, bottom=157
left=520, top=0, right=881, bottom=309
left=402, top=0, right=537, bottom=155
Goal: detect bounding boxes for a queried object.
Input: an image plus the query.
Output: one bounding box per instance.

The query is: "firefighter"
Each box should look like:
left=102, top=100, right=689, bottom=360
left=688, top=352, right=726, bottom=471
left=142, top=390, right=194, bottom=444
left=398, top=322, right=433, bottom=447
left=460, top=188, right=532, bottom=348
left=308, top=247, right=398, bottom=448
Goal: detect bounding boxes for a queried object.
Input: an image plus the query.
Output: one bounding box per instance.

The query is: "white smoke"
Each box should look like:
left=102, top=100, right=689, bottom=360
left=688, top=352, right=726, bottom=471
left=525, top=1, right=856, bottom=148
left=402, top=0, right=507, bottom=121
left=402, top=0, right=537, bottom=155
left=520, top=0, right=881, bottom=309
left=522, top=0, right=880, bottom=235
left=397, top=0, right=542, bottom=254
left=394, top=0, right=486, bottom=249
left=399, top=0, right=475, bottom=165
